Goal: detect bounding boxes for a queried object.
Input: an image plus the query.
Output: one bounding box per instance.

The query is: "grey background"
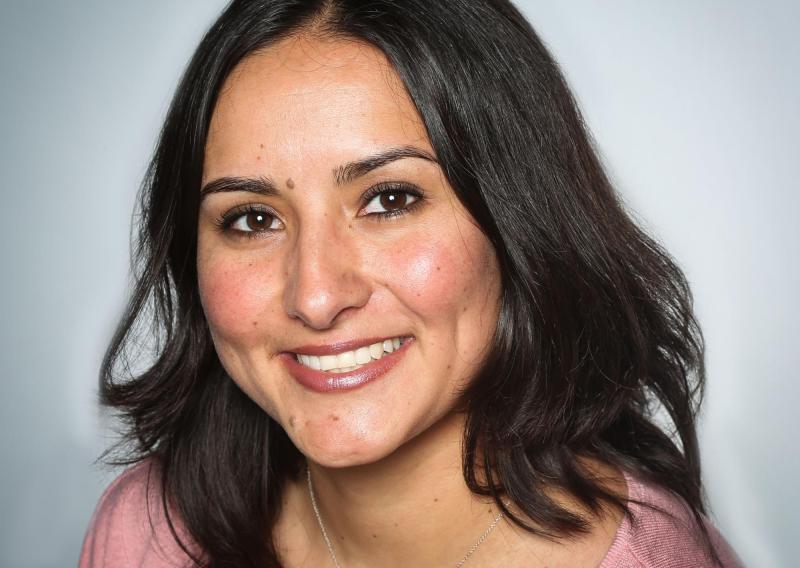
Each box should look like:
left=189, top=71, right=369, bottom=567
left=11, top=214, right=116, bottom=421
left=1, top=1, right=796, bottom=566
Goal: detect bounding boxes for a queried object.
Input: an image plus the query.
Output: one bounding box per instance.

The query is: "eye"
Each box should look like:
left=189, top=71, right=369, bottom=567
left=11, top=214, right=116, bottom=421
left=360, top=182, right=424, bottom=218
left=230, top=211, right=283, bottom=232
left=217, top=205, right=284, bottom=238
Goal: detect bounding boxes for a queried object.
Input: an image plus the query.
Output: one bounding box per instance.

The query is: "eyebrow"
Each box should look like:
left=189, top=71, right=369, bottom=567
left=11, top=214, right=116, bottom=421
left=199, top=145, right=437, bottom=200
left=332, top=145, right=437, bottom=185
left=200, top=176, right=278, bottom=200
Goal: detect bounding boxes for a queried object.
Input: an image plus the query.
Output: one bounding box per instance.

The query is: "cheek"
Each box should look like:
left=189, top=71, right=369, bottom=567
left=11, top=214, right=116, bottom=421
left=197, top=253, right=282, bottom=343
left=373, top=225, right=499, bottom=326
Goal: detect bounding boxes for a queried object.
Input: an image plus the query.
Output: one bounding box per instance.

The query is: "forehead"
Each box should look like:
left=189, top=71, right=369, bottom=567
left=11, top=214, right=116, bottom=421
left=203, top=35, right=432, bottom=181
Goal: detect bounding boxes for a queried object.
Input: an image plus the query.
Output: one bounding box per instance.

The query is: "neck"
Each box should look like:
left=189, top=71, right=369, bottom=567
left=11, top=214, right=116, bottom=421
left=280, top=411, right=506, bottom=568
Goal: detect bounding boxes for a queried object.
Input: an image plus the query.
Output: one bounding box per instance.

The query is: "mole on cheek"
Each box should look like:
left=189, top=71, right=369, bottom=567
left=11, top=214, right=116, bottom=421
left=286, top=178, right=295, bottom=189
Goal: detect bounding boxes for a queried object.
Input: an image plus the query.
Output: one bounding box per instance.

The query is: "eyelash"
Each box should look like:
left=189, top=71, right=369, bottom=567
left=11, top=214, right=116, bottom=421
left=360, top=181, right=425, bottom=221
left=214, top=182, right=425, bottom=240
left=214, top=204, right=280, bottom=240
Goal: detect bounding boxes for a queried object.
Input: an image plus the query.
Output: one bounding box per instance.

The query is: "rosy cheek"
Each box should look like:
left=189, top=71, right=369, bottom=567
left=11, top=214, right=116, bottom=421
left=198, top=254, right=281, bottom=343
left=373, top=231, right=480, bottom=317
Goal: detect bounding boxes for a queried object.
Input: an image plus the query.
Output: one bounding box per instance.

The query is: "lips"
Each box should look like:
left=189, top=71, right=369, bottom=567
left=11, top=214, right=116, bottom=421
left=281, top=336, right=414, bottom=393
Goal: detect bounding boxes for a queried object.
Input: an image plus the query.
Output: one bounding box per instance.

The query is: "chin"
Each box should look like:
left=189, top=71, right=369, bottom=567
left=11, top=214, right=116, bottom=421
left=308, top=448, right=392, bottom=469
left=291, top=420, right=409, bottom=469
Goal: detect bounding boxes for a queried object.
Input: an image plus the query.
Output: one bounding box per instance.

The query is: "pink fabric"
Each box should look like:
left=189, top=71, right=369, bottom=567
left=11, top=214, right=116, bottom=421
left=597, top=471, right=744, bottom=568
left=79, top=460, right=200, bottom=568
left=80, top=459, right=744, bottom=567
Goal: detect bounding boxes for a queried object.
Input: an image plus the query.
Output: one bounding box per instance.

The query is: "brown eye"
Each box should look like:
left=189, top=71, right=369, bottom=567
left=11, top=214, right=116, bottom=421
left=245, top=212, right=272, bottom=231
left=362, top=186, right=421, bottom=217
left=228, top=209, right=284, bottom=233
left=379, top=191, right=408, bottom=211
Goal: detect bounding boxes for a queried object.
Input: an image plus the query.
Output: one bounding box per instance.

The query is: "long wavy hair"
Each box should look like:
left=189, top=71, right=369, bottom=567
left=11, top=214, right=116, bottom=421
left=100, top=0, right=716, bottom=565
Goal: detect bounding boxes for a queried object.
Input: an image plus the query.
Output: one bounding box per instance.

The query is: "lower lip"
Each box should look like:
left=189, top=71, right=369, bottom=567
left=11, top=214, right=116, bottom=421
left=281, top=339, right=414, bottom=393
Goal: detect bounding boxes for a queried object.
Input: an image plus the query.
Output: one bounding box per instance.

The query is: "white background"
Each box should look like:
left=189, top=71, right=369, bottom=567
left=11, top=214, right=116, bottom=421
left=1, top=1, right=796, bottom=566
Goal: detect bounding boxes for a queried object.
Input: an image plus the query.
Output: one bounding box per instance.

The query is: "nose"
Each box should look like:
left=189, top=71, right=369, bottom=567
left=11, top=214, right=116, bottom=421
left=282, top=220, right=372, bottom=330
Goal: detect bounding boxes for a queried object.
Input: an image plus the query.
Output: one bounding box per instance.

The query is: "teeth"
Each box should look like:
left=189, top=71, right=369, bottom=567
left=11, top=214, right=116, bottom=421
left=369, top=342, right=383, bottom=359
left=355, top=347, right=372, bottom=365
left=319, top=355, right=337, bottom=371
left=294, top=337, right=406, bottom=373
left=336, top=350, right=356, bottom=368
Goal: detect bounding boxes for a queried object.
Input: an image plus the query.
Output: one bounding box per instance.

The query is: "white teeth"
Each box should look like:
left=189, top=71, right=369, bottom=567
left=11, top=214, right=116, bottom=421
left=355, top=347, right=372, bottom=365
left=369, top=342, right=383, bottom=359
left=336, top=350, right=356, bottom=368
left=319, top=355, right=337, bottom=371
left=294, top=337, right=407, bottom=373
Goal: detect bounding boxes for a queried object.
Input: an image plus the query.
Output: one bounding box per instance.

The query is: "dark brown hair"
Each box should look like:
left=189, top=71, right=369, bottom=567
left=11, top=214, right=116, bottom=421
left=100, top=0, right=716, bottom=565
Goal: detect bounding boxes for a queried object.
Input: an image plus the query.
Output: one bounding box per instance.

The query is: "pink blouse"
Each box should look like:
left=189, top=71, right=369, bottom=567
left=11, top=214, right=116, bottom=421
left=79, top=460, right=744, bottom=567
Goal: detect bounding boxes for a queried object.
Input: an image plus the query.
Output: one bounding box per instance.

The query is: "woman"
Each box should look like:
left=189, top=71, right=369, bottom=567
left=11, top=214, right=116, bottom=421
left=80, top=1, right=743, bottom=566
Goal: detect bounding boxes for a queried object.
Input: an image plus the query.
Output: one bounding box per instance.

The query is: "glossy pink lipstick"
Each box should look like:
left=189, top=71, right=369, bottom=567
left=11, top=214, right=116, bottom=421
left=281, top=337, right=414, bottom=393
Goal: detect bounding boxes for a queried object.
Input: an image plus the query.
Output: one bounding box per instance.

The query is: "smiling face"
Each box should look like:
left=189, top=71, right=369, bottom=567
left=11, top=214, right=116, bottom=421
left=197, top=35, right=501, bottom=467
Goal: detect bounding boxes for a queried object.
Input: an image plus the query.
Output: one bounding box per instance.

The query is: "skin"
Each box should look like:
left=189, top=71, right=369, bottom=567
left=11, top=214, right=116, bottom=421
left=197, top=34, right=624, bottom=567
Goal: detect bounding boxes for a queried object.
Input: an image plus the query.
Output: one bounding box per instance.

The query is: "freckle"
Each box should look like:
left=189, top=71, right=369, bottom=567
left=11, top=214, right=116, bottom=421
left=304, top=420, right=310, bottom=427
left=328, top=414, right=340, bottom=422
left=286, top=178, right=295, bottom=189
left=436, top=265, right=441, bottom=271
left=434, top=498, right=439, bottom=502
left=252, top=320, right=258, bottom=326
left=372, top=533, right=377, bottom=539
left=256, top=155, right=261, bottom=161
left=394, top=522, right=398, bottom=528
left=259, top=143, right=264, bottom=148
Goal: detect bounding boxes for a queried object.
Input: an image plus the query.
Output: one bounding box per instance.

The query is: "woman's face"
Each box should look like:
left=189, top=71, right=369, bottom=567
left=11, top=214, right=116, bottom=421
left=197, top=35, right=501, bottom=467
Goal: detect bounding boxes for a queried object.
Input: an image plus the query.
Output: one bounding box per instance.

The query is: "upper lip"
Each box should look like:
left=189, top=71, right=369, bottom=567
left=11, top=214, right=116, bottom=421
left=286, top=335, right=410, bottom=356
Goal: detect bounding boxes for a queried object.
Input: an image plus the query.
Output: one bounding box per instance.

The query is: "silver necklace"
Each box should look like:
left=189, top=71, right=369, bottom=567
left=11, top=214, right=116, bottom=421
left=306, top=468, right=505, bottom=568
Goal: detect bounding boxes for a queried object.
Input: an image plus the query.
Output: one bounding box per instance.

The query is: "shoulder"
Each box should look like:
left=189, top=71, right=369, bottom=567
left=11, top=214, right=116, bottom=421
left=598, top=470, right=744, bottom=568
left=79, top=458, right=200, bottom=568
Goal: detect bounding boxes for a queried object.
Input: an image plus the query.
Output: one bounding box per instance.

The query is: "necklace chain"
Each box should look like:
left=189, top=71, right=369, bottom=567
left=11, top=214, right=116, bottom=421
left=307, top=467, right=343, bottom=568
left=306, top=467, right=505, bottom=568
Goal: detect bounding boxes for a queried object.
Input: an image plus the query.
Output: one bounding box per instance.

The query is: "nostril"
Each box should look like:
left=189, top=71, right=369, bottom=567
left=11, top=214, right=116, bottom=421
left=284, top=284, right=373, bottom=332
